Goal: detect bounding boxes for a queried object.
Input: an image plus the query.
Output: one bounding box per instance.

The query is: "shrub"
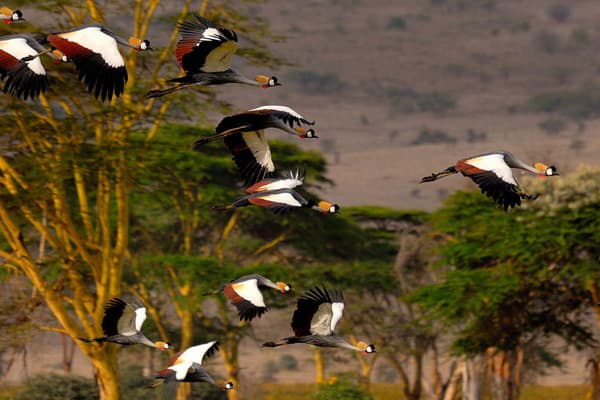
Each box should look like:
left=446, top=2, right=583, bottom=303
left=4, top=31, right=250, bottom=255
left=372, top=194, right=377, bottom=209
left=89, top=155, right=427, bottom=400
left=263, top=360, right=279, bottom=381
left=386, top=16, right=407, bottom=30
left=527, top=88, right=600, bottom=119
left=466, top=129, right=487, bottom=143
left=570, top=28, right=589, bottom=47
left=550, top=66, right=572, bottom=85
left=538, top=118, right=566, bottom=135
left=385, top=88, right=456, bottom=115
left=412, top=128, right=457, bottom=145
left=548, top=4, right=570, bottom=23
left=286, top=70, right=345, bottom=95
left=417, top=92, right=456, bottom=114
left=279, top=354, right=299, bottom=370
left=534, top=30, right=560, bottom=53
left=6, top=374, right=99, bottom=400
left=314, top=377, right=373, bottom=400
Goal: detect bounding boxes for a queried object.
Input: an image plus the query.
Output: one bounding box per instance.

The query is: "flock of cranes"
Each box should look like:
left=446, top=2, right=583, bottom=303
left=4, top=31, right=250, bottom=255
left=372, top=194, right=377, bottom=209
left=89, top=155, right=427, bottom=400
left=0, top=6, right=561, bottom=394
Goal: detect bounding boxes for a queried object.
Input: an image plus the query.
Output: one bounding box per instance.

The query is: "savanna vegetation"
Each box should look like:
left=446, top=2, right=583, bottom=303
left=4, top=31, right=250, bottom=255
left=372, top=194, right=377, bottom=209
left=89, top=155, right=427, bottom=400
left=0, top=1, right=598, bottom=400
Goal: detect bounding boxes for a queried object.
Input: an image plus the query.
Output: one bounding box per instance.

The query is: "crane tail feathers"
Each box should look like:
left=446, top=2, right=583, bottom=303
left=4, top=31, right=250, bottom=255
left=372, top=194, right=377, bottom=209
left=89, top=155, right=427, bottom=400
left=77, top=336, right=106, bottom=343
left=147, top=379, right=165, bottom=389
left=144, top=82, right=193, bottom=99
left=420, top=166, right=457, bottom=183
left=212, top=204, right=234, bottom=211
left=262, top=341, right=287, bottom=348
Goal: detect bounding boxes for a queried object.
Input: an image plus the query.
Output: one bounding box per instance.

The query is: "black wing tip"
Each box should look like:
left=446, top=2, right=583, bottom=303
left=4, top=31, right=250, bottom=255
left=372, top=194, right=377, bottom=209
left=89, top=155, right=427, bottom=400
left=301, top=286, right=343, bottom=304
left=192, top=137, right=212, bottom=150
left=238, top=306, right=267, bottom=322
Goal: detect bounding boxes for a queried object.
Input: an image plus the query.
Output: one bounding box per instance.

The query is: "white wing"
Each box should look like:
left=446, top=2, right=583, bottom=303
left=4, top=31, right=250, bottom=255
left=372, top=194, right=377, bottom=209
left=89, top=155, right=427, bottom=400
left=466, top=154, right=517, bottom=185
left=242, top=131, right=274, bottom=172
left=60, top=27, right=124, bottom=68
left=260, top=192, right=304, bottom=207
left=232, top=279, right=266, bottom=307
left=0, top=37, right=45, bottom=75
left=330, top=302, right=344, bottom=332
left=249, top=105, right=305, bottom=120
left=177, top=341, right=218, bottom=365
left=134, top=307, right=147, bottom=332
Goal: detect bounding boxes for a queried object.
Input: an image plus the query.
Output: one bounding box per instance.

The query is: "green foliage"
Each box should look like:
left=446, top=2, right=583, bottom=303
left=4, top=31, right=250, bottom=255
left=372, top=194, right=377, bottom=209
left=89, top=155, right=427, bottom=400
left=569, top=27, right=590, bottom=47
left=412, top=128, right=456, bottom=145
left=314, top=377, right=373, bottom=400
left=385, top=88, right=456, bottom=115
left=527, top=87, right=600, bottom=119
left=4, top=374, right=99, bottom=400
left=286, top=70, right=345, bottom=95
left=344, top=206, right=428, bottom=225
left=548, top=4, right=570, bottom=23
left=414, top=175, right=600, bottom=355
left=533, top=30, right=561, bottom=53
left=538, top=117, right=567, bottom=135
left=386, top=17, right=407, bottom=30
left=279, top=354, right=299, bottom=370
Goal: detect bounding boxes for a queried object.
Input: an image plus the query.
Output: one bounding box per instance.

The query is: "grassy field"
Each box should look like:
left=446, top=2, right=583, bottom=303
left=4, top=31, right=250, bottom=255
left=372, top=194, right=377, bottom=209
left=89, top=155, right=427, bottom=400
left=260, top=383, right=587, bottom=400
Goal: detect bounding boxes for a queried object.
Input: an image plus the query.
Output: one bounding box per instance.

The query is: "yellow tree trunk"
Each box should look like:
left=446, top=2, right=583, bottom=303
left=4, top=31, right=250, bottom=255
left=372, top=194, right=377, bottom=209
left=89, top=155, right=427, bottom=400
left=314, top=348, right=325, bottom=384
left=90, top=348, right=121, bottom=400
left=586, top=283, right=600, bottom=400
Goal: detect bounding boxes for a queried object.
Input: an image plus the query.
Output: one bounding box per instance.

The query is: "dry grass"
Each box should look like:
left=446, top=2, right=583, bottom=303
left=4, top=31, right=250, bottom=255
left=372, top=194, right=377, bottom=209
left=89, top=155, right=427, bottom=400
left=259, top=383, right=587, bottom=400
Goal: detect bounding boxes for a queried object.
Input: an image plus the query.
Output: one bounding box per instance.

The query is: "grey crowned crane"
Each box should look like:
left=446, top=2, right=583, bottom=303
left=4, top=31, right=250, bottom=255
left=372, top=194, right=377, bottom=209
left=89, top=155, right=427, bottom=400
left=0, top=7, right=23, bottom=23
left=78, top=298, right=170, bottom=350
left=420, top=150, right=559, bottom=210
left=151, top=341, right=234, bottom=390
left=263, top=287, right=376, bottom=354
left=0, top=34, right=59, bottom=100
left=145, top=15, right=279, bottom=98
left=213, top=171, right=340, bottom=215
left=208, top=273, right=292, bottom=322
left=47, top=24, right=150, bottom=101
left=193, top=106, right=317, bottom=185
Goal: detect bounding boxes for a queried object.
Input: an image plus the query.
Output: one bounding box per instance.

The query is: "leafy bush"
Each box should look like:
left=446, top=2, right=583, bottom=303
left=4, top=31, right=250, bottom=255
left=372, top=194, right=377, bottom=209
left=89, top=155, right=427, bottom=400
left=286, top=70, right=345, bottom=95
left=279, top=354, right=299, bottom=370
left=550, top=66, right=572, bottom=85
left=527, top=88, right=600, bottom=119
left=538, top=118, right=566, bottom=135
left=386, top=16, right=407, bottom=30
left=412, top=128, right=457, bottom=145
left=314, top=377, right=373, bottom=400
left=569, top=28, right=589, bottom=47
left=533, top=30, right=560, bottom=53
left=417, top=92, right=456, bottom=114
left=6, top=374, right=99, bottom=400
left=263, top=360, right=279, bottom=381
left=466, top=129, right=487, bottom=143
left=548, top=4, right=570, bottom=23
left=385, top=87, right=456, bottom=115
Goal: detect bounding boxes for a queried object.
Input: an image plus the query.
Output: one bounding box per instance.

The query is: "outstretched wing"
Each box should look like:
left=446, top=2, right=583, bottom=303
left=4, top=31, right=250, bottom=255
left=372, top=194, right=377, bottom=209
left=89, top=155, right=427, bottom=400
left=291, top=287, right=344, bottom=337
left=223, top=279, right=267, bottom=321
left=248, top=189, right=307, bottom=214
left=245, top=170, right=304, bottom=193
left=176, top=15, right=238, bottom=73
left=457, top=156, right=521, bottom=210
left=102, top=298, right=138, bottom=336
left=224, top=131, right=276, bottom=186
left=176, top=341, right=220, bottom=366
left=218, top=106, right=314, bottom=134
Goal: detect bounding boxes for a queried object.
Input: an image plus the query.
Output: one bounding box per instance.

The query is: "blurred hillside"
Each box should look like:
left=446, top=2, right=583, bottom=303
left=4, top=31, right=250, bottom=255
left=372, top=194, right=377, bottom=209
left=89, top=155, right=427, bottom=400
left=213, top=0, right=600, bottom=210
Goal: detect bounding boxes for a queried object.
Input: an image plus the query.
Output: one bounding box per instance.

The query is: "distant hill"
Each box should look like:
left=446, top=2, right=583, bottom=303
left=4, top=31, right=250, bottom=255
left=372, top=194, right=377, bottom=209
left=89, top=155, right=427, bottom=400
left=215, top=0, right=600, bottom=211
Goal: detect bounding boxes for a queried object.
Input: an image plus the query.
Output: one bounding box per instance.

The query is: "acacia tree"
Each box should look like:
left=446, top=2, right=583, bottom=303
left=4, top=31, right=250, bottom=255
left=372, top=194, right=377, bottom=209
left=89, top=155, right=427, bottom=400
left=0, top=1, right=282, bottom=399
left=414, top=166, right=600, bottom=400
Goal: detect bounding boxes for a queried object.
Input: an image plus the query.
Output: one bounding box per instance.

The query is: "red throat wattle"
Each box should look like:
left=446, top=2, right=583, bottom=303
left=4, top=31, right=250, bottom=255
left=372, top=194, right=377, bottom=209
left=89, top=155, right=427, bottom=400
left=3, top=20, right=11, bottom=24
left=262, top=85, right=268, bottom=89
